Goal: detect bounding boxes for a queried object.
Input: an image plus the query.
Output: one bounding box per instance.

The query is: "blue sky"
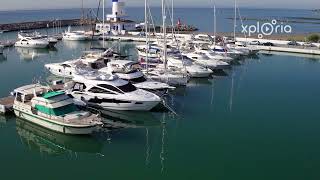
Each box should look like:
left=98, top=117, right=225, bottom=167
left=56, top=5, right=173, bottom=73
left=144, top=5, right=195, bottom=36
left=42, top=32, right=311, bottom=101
left=0, top=0, right=319, bottom=11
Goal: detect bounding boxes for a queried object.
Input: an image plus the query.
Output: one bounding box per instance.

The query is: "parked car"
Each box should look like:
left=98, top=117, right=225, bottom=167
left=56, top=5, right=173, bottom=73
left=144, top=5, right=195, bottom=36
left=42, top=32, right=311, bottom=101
left=303, top=42, right=316, bottom=47
left=287, top=41, right=300, bottom=46
left=262, top=42, right=275, bottom=46
left=249, top=40, right=260, bottom=45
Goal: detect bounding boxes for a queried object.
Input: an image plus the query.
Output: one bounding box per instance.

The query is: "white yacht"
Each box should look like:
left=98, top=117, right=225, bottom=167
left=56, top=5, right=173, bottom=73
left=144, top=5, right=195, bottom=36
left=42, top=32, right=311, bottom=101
left=165, top=54, right=213, bottom=78
left=194, top=46, right=234, bottom=63
left=183, top=51, right=230, bottom=70
left=98, top=60, right=175, bottom=91
left=210, top=45, right=244, bottom=57
left=143, top=67, right=190, bottom=86
left=18, top=31, right=58, bottom=48
left=227, top=42, right=259, bottom=55
left=46, top=50, right=175, bottom=91
left=45, top=52, right=108, bottom=78
left=136, top=44, right=161, bottom=62
left=63, top=27, right=88, bottom=41
left=15, top=37, right=50, bottom=48
left=67, top=72, right=161, bottom=111
left=12, top=84, right=102, bottom=135
left=0, top=45, right=4, bottom=54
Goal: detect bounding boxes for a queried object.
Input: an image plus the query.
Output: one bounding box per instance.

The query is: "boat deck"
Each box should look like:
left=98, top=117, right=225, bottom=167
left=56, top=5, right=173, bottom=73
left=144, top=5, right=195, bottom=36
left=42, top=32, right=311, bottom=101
left=0, top=96, right=14, bottom=114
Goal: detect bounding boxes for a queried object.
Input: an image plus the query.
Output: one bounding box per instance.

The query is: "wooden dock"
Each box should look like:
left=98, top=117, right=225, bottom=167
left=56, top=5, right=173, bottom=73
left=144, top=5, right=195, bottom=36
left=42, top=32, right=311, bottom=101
left=0, top=96, right=14, bottom=114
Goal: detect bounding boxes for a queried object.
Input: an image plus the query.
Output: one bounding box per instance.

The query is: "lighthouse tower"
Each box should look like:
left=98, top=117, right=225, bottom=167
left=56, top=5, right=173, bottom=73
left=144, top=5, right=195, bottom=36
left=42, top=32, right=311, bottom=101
left=96, top=0, right=135, bottom=35
left=107, top=0, right=127, bottom=22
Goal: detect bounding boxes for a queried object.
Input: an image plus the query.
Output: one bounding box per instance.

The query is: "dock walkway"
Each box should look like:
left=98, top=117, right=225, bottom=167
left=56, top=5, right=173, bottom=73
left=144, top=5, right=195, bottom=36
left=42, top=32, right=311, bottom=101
left=0, top=96, right=14, bottom=114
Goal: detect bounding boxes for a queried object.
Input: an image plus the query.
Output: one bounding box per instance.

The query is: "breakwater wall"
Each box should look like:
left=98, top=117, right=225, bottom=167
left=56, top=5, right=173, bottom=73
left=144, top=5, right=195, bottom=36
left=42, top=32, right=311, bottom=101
left=0, top=19, right=94, bottom=32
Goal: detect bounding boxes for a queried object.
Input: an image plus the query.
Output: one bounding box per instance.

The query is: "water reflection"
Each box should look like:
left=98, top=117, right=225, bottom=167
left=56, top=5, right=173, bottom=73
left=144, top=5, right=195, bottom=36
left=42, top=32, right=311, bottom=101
left=0, top=54, right=7, bottom=63
left=16, top=47, right=57, bottom=61
left=187, top=78, right=213, bottom=87
left=0, top=115, right=10, bottom=124
left=63, top=40, right=92, bottom=50
left=100, top=110, right=162, bottom=129
left=16, top=119, right=104, bottom=156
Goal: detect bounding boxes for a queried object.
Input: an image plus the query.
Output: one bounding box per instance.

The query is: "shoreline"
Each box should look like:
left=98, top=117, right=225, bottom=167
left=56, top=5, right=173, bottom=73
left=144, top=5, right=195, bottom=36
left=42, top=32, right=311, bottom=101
left=200, top=32, right=320, bottom=42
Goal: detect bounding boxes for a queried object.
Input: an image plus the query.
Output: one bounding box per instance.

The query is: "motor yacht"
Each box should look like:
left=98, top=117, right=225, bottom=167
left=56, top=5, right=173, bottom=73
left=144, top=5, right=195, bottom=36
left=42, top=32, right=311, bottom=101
left=136, top=44, right=161, bottom=62
left=12, top=84, right=102, bottom=135
left=183, top=51, right=230, bottom=70
left=210, top=45, right=244, bottom=57
left=15, top=37, right=50, bottom=49
left=141, top=63, right=190, bottom=86
left=63, top=27, right=88, bottom=41
left=45, top=51, right=109, bottom=78
left=165, top=54, right=213, bottom=78
left=66, top=72, right=161, bottom=111
left=227, top=42, right=259, bottom=55
left=194, top=46, right=234, bottom=63
left=18, top=31, right=58, bottom=48
left=98, top=60, right=175, bottom=91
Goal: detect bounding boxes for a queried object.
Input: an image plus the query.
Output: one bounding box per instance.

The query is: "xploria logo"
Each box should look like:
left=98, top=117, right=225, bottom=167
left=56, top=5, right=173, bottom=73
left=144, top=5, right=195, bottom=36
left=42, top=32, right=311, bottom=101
left=241, top=19, right=292, bottom=38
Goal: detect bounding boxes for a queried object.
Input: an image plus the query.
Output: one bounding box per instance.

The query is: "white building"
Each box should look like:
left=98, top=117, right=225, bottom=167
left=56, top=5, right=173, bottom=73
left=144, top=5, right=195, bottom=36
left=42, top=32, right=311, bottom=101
left=96, top=0, right=136, bottom=35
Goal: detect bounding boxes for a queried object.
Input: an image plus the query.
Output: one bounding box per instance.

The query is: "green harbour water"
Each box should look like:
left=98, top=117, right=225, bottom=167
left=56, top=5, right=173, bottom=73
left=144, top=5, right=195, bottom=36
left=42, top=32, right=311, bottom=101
left=1, top=38, right=320, bottom=179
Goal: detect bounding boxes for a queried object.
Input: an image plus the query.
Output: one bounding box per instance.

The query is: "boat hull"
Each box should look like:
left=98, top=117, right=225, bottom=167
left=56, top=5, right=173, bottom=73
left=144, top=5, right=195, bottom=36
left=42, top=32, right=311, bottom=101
left=148, top=75, right=189, bottom=86
left=88, top=100, right=160, bottom=111
left=187, top=71, right=212, bottom=78
left=15, top=43, right=49, bottom=49
left=63, top=36, right=88, bottom=41
left=14, top=109, right=97, bottom=135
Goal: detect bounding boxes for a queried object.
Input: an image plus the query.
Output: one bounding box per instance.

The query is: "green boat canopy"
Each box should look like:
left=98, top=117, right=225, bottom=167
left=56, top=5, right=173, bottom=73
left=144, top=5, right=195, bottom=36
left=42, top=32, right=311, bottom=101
left=42, top=91, right=65, bottom=99
left=35, top=104, right=78, bottom=116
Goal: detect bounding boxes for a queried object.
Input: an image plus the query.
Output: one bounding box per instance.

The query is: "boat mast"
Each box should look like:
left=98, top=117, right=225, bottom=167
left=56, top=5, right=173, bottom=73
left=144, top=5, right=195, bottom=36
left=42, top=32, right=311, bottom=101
left=162, top=0, right=167, bottom=70
left=171, top=0, right=174, bottom=40
left=233, top=0, right=237, bottom=41
left=102, top=0, right=105, bottom=48
left=213, top=3, right=216, bottom=46
left=145, top=0, right=149, bottom=74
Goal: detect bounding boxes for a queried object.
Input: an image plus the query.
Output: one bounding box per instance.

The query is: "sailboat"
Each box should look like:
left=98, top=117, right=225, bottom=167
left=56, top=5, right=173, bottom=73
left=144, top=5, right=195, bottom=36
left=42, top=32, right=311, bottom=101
left=226, top=0, right=259, bottom=55
left=142, top=0, right=189, bottom=86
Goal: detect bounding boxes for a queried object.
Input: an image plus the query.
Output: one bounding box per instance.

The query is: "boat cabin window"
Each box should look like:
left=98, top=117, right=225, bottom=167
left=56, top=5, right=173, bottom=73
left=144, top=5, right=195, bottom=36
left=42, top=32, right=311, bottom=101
left=62, top=64, right=71, bottom=68
left=73, top=83, right=86, bottom=91
left=24, top=94, right=34, bottom=102
left=15, top=93, right=23, bottom=102
left=90, top=62, right=99, bottom=69
left=88, top=87, right=116, bottom=94
left=98, top=84, right=123, bottom=94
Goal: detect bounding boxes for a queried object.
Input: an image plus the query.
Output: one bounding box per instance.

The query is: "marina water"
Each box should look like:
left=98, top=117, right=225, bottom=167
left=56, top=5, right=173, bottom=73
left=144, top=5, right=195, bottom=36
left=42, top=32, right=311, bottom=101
left=1, top=8, right=320, bottom=180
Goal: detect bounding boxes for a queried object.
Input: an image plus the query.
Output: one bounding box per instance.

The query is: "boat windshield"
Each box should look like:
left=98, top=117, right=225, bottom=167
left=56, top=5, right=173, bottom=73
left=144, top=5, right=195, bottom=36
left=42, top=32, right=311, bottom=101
left=130, top=76, right=147, bottom=83
left=213, top=48, right=226, bottom=52
left=117, top=83, right=137, bottom=93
